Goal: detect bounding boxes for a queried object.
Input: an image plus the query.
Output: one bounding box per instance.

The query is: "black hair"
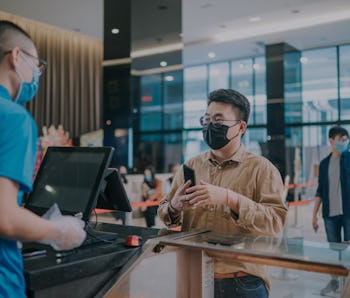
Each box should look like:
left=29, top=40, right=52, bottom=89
left=329, top=125, right=349, bottom=139
left=207, top=89, right=250, bottom=123
left=0, top=20, right=32, bottom=58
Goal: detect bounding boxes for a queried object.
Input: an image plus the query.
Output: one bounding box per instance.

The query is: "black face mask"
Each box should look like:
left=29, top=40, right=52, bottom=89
left=202, top=122, right=240, bottom=150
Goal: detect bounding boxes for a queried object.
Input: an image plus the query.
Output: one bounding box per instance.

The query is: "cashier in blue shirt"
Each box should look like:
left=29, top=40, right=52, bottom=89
left=0, top=20, right=86, bottom=297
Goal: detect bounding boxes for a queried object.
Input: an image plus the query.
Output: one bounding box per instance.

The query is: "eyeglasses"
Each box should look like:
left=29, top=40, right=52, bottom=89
left=20, top=49, right=47, bottom=76
left=3, top=49, right=47, bottom=76
left=199, top=115, right=241, bottom=128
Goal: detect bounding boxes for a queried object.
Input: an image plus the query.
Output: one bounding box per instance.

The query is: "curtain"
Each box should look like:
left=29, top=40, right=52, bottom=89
left=0, top=10, right=103, bottom=139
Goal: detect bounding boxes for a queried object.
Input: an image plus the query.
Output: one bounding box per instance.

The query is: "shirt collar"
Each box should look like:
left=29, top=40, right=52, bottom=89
left=206, top=144, right=246, bottom=167
left=0, top=85, right=12, bottom=101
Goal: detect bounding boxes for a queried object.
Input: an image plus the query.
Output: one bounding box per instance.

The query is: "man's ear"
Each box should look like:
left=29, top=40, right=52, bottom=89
left=240, top=121, right=247, bottom=134
left=7, top=47, right=21, bottom=68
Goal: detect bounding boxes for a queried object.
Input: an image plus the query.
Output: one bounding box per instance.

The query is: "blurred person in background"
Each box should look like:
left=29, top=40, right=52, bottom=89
left=141, top=166, right=162, bottom=227
left=312, top=125, right=350, bottom=296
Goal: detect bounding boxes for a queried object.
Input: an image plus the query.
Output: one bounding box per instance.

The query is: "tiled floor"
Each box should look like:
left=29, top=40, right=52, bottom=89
left=98, top=202, right=346, bottom=297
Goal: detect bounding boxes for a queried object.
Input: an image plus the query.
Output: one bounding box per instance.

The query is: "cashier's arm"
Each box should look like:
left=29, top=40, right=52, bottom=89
left=0, top=177, right=56, bottom=242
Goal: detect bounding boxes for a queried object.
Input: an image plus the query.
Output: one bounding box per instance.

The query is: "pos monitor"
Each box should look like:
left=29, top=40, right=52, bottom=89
left=96, top=168, right=132, bottom=212
left=24, top=146, right=114, bottom=222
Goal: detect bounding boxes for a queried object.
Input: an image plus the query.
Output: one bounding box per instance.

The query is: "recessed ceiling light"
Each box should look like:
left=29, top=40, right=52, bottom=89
left=249, top=16, right=261, bottom=22
left=111, top=28, right=120, bottom=34
left=164, top=75, right=174, bottom=82
left=300, top=57, right=308, bottom=64
left=160, top=61, right=167, bottom=67
left=208, top=52, right=216, bottom=58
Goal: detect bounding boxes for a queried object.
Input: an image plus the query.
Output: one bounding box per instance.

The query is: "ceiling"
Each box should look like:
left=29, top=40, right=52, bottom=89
left=0, top=0, right=350, bottom=67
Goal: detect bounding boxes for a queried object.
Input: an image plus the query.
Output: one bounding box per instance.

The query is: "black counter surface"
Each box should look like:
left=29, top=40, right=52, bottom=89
left=23, top=223, right=160, bottom=298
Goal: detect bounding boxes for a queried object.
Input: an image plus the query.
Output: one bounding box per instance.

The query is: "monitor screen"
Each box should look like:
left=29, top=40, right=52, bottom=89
left=96, top=168, right=132, bottom=212
left=25, top=146, right=113, bottom=222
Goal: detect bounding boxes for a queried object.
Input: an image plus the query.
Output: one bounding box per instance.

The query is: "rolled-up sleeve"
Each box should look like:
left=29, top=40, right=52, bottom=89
left=158, top=168, right=183, bottom=227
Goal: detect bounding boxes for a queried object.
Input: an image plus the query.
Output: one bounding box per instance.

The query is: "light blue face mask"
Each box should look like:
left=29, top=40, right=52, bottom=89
left=335, top=141, right=349, bottom=153
left=145, top=175, right=152, bottom=182
left=15, top=67, right=39, bottom=104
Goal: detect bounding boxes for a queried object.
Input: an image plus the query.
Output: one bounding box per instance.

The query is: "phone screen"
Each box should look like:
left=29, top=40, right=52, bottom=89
left=183, top=165, right=196, bottom=185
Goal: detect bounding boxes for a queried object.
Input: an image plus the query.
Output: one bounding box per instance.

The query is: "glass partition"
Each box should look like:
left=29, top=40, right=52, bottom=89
left=104, top=230, right=350, bottom=298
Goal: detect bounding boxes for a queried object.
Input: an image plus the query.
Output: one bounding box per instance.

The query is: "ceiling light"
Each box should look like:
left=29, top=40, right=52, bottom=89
left=164, top=75, right=174, bottom=82
left=300, top=57, right=308, bottom=64
left=160, top=61, right=168, bottom=67
left=111, top=28, right=119, bottom=34
left=208, top=52, right=216, bottom=58
left=249, top=16, right=261, bottom=22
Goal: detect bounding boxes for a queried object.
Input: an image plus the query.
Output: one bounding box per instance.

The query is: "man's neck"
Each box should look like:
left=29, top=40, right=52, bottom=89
left=211, top=143, right=241, bottom=163
left=331, top=150, right=341, bottom=158
left=0, top=73, right=15, bottom=99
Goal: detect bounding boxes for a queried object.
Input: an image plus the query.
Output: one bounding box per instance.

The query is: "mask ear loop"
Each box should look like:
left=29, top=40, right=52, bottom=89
left=14, top=81, right=23, bottom=102
left=227, top=121, right=242, bottom=141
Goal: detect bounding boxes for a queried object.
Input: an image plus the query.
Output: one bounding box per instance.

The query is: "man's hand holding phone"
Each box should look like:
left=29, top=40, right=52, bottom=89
left=169, top=180, right=192, bottom=212
left=168, top=165, right=196, bottom=212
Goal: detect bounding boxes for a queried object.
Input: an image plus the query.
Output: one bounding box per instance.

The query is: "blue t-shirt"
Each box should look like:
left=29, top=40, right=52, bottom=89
left=0, top=85, right=38, bottom=297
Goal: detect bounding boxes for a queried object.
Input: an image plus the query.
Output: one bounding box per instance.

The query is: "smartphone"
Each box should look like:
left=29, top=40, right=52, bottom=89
left=183, top=164, right=195, bottom=185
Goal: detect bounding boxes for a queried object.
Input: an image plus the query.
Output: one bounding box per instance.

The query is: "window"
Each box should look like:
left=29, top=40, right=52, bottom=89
left=242, top=127, right=267, bottom=156
left=140, top=74, right=162, bottom=131
left=184, top=66, right=208, bottom=128
left=209, top=62, right=229, bottom=91
left=183, top=130, right=207, bottom=161
left=301, top=48, right=338, bottom=123
left=163, top=71, right=183, bottom=130
left=339, top=45, right=350, bottom=120
left=253, top=57, right=267, bottom=125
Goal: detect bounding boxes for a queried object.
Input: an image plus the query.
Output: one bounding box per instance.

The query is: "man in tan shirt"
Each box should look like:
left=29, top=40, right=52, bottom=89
left=158, top=88, right=287, bottom=297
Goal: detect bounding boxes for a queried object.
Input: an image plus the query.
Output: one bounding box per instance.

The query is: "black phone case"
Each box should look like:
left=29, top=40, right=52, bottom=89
left=183, top=165, right=195, bottom=185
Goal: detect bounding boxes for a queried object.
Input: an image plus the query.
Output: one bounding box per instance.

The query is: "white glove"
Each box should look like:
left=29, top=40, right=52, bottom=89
left=40, top=204, right=86, bottom=251
left=46, top=216, right=86, bottom=251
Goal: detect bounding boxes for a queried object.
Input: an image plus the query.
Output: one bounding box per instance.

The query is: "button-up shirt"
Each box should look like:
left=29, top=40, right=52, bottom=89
left=158, top=145, right=287, bottom=291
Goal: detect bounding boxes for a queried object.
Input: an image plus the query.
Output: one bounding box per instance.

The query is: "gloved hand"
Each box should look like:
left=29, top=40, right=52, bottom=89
left=41, top=215, right=86, bottom=251
left=39, top=203, right=86, bottom=250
